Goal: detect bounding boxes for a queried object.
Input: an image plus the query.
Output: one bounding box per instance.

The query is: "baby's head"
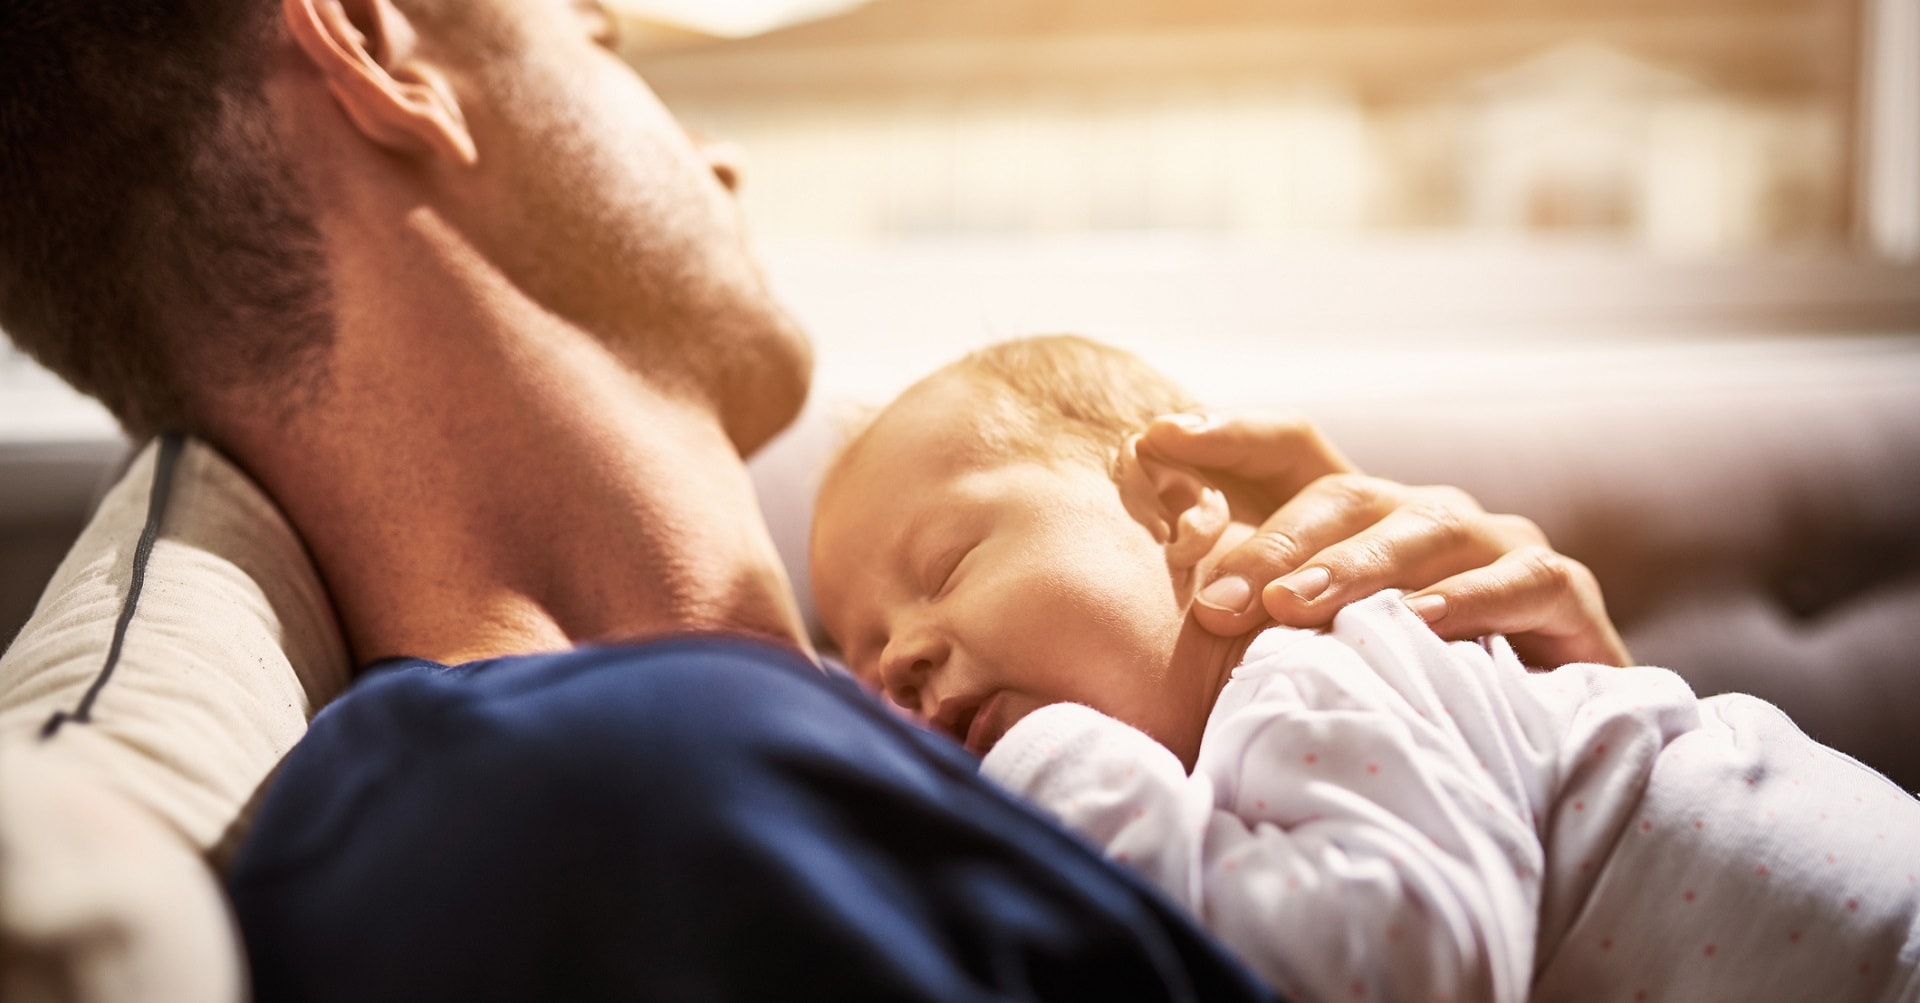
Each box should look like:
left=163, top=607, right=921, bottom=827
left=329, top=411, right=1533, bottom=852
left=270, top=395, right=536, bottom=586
left=810, top=336, right=1260, bottom=766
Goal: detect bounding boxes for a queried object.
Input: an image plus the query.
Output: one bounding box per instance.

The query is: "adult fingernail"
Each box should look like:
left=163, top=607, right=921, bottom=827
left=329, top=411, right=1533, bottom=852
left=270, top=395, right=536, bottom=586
left=1406, top=594, right=1448, bottom=623
left=1277, top=566, right=1331, bottom=603
left=1197, top=575, right=1255, bottom=614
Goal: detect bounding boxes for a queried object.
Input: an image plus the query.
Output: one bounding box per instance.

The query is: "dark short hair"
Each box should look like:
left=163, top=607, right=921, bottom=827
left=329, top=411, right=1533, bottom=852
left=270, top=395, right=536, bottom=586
left=0, top=1, right=333, bottom=438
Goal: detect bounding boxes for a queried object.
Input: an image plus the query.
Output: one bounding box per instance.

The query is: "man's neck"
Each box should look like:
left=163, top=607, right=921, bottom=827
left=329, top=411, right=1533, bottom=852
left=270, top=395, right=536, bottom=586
left=218, top=221, right=810, bottom=669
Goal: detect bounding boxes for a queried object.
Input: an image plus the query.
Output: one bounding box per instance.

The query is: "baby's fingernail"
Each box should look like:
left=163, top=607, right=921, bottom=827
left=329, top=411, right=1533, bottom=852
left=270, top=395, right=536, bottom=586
left=1406, top=594, right=1448, bottom=622
left=1163, top=412, right=1217, bottom=432
left=1277, top=567, right=1331, bottom=603
left=1197, top=575, right=1255, bottom=615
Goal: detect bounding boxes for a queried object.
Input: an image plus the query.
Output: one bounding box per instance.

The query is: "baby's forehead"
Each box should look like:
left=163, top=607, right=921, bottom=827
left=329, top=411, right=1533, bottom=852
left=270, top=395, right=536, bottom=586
left=834, top=379, right=1001, bottom=473
left=821, top=371, right=1118, bottom=532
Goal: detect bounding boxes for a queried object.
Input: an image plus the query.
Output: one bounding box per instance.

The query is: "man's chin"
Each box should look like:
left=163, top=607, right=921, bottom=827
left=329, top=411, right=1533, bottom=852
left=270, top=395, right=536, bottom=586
left=725, top=316, right=813, bottom=457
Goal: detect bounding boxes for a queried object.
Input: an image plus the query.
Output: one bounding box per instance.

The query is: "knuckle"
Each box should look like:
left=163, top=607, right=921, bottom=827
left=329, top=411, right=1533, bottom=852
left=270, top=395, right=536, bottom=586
left=1330, top=536, right=1394, bottom=578
left=1493, top=513, right=1548, bottom=547
left=1238, top=527, right=1308, bottom=573
left=1416, top=483, right=1483, bottom=516
left=1357, top=474, right=1404, bottom=498
left=1317, top=473, right=1391, bottom=509
left=1307, top=472, right=1355, bottom=498
left=1561, top=554, right=1600, bottom=591
left=1403, top=499, right=1469, bottom=546
left=1518, top=546, right=1575, bottom=591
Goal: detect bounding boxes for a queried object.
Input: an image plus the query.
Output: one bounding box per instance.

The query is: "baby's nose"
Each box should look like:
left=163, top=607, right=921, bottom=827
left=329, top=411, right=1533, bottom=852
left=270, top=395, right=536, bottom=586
left=881, top=659, right=936, bottom=714
left=879, top=634, right=944, bottom=714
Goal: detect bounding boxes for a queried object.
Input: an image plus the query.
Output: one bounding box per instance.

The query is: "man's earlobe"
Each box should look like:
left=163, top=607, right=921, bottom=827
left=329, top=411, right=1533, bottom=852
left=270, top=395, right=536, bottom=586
left=1116, top=435, right=1231, bottom=572
left=283, top=0, right=479, bottom=166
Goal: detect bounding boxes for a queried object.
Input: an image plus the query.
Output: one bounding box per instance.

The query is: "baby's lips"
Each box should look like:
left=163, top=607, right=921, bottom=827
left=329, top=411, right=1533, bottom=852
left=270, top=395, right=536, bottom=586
left=929, top=693, right=980, bottom=743
left=966, top=691, right=1038, bottom=756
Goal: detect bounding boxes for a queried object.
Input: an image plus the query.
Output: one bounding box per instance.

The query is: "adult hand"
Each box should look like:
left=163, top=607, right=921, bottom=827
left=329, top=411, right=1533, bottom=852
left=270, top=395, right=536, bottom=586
left=1143, top=412, right=1631, bottom=669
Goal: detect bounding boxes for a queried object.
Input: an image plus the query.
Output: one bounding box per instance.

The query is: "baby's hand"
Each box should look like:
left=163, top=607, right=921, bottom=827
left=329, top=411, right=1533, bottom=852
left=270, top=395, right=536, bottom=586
left=1143, top=411, right=1630, bottom=669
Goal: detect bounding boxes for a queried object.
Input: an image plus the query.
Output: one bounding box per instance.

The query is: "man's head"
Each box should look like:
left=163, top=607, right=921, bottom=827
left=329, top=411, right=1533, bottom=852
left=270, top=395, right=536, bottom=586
left=0, top=0, right=809, bottom=451
left=810, top=336, right=1259, bottom=767
left=0, top=0, right=330, bottom=437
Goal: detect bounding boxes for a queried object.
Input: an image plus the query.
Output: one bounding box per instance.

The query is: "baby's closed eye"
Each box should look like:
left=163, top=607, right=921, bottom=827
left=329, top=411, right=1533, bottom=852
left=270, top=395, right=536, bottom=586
left=922, top=539, right=977, bottom=597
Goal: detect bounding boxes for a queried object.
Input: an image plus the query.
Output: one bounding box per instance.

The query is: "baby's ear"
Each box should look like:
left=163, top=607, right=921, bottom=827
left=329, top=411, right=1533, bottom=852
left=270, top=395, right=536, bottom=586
left=1115, top=434, right=1231, bottom=572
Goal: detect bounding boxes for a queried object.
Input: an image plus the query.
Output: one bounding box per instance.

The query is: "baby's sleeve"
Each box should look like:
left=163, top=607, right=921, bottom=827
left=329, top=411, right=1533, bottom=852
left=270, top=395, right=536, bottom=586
left=982, top=593, right=1558, bottom=1003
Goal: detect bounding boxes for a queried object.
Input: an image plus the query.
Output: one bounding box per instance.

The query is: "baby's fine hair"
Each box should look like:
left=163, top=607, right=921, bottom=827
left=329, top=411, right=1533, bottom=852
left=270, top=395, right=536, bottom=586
left=944, top=335, right=1200, bottom=468
left=830, top=335, right=1199, bottom=483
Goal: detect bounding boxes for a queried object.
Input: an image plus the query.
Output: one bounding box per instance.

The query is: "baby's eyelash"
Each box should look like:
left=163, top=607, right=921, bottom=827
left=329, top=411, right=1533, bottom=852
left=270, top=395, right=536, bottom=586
left=928, top=541, right=974, bottom=596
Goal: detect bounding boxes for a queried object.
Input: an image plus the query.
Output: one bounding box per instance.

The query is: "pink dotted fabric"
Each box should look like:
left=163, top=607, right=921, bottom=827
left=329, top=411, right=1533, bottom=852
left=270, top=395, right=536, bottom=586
left=982, top=591, right=1920, bottom=1003
left=1528, top=660, right=1920, bottom=1002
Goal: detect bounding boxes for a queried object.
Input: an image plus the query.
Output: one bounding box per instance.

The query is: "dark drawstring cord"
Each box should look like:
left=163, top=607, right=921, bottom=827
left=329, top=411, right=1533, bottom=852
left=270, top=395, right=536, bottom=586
left=40, top=433, right=186, bottom=740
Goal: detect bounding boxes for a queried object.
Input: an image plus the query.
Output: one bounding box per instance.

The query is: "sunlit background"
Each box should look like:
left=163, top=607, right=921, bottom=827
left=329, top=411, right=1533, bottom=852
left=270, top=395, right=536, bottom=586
left=635, top=0, right=1861, bottom=250
left=599, top=0, right=1920, bottom=403
left=2, top=0, right=1918, bottom=646
left=6, top=0, right=1918, bottom=421
left=596, top=0, right=1920, bottom=644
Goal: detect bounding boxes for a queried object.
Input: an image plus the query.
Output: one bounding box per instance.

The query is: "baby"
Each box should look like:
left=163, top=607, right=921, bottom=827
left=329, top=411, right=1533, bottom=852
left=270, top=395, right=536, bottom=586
left=809, top=335, right=1920, bottom=1003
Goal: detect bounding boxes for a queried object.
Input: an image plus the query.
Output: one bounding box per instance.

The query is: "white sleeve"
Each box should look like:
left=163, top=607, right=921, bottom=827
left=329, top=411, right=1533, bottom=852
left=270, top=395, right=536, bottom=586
left=981, top=592, right=1557, bottom=1003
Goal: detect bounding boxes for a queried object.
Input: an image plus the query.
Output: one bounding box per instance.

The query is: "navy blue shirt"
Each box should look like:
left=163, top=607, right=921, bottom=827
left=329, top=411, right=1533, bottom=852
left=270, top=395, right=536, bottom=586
left=229, top=636, right=1278, bottom=1002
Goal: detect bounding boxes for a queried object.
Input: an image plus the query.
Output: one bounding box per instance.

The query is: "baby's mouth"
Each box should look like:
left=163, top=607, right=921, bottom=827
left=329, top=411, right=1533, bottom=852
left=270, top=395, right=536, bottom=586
left=962, top=691, right=1014, bottom=756
left=930, top=693, right=983, bottom=746
left=930, top=691, right=1010, bottom=755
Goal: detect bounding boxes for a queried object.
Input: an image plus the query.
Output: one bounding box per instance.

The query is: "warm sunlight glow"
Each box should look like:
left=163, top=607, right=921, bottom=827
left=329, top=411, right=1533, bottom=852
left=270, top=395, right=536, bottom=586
left=606, top=0, right=873, bottom=38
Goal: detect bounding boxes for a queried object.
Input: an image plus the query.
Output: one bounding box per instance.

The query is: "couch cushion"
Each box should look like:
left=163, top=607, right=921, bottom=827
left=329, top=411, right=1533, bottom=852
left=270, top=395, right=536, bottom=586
left=0, top=436, right=350, bottom=1003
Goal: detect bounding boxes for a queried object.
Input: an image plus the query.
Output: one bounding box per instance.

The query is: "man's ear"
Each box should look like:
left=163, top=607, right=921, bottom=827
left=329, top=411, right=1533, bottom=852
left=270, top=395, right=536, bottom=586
left=1115, top=434, right=1231, bottom=572
left=283, top=0, right=478, bottom=166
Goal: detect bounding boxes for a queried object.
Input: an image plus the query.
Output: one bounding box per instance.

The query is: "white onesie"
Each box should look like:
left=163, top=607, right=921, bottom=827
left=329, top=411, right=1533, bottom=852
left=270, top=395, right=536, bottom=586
left=981, top=591, right=1920, bottom=1003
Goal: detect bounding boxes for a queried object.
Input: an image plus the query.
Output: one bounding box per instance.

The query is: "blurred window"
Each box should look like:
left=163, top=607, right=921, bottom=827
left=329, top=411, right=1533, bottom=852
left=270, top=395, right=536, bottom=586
left=632, top=0, right=1889, bottom=257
